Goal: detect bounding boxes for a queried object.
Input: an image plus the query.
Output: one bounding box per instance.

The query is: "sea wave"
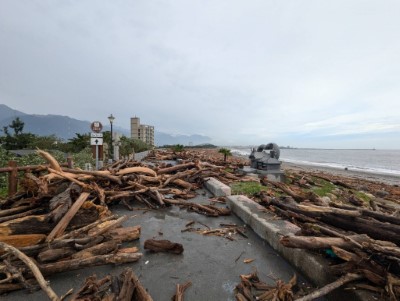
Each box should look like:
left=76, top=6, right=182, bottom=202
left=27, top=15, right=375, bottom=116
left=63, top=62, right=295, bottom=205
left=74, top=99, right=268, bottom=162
left=281, top=158, right=400, bottom=176
left=229, top=147, right=400, bottom=177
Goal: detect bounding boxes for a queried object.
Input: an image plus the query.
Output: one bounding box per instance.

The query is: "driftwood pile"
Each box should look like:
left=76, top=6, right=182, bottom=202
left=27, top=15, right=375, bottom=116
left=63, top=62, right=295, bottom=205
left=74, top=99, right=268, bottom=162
left=71, top=267, right=153, bottom=301
left=0, top=148, right=249, bottom=298
left=257, top=170, right=400, bottom=300
left=235, top=270, right=297, bottom=301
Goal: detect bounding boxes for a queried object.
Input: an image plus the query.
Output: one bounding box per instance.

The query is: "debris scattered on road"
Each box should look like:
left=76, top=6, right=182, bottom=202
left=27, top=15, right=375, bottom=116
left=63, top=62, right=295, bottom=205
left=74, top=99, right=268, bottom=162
left=144, top=239, right=184, bottom=254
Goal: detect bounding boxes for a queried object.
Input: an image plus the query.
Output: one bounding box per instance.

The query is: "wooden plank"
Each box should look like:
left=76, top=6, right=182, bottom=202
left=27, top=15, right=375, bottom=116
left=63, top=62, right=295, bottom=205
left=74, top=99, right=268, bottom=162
left=46, top=192, right=90, bottom=242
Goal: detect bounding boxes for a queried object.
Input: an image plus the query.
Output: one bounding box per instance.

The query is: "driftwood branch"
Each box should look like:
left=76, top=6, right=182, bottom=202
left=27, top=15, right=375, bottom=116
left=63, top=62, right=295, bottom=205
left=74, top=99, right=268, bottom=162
left=295, top=273, right=363, bottom=301
left=0, top=242, right=60, bottom=301
left=173, top=281, right=192, bottom=301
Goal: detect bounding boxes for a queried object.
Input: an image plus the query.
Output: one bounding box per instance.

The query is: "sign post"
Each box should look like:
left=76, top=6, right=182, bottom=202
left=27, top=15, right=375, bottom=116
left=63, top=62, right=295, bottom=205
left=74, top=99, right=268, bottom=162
left=90, top=121, right=103, bottom=170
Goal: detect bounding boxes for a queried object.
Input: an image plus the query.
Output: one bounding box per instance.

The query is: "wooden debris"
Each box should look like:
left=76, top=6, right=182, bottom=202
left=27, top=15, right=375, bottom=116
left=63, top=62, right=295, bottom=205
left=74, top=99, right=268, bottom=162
left=144, top=239, right=184, bottom=254
left=257, top=167, right=400, bottom=300
left=46, top=192, right=90, bottom=242
left=173, top=281, right=192, bottom=301
left=0, top=242, right=60, bottom=301
left=295, top=273, right=363, bottom=301
left=71, top=268, right=153, bottom=301
left=235, top=270, right=296, bottom=301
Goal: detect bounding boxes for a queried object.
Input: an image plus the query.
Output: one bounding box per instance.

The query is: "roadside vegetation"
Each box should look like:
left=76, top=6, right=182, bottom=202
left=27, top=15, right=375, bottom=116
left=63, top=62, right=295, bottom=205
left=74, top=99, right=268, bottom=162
left=0, top=117, right=152, bottom=197
left=231, top=181, right=268, bottom=196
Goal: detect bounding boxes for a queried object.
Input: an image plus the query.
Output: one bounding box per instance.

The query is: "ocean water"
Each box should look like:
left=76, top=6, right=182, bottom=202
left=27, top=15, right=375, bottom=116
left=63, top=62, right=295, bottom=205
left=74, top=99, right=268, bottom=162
left=230, top=147, right=400, bottom=177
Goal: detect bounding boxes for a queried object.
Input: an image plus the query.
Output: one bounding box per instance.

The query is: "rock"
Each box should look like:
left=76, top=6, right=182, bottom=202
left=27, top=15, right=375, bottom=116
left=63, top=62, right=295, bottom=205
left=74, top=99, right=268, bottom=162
left=376, top=190, right=389, bottom=198
left=326, top=193, right=337, bottom=201
left=358, top=185, right=369, bottom=192
left=319, top=196, right=331, bottom=206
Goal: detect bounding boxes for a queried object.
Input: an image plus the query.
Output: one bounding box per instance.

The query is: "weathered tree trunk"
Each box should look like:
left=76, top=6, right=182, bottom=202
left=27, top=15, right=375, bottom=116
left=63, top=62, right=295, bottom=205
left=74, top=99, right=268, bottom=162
left=37, top=247, right=76, bottom=263
left=37, top=251, right=142, bottom=276
left=0, top=234, right=46, bottom=248
left=280, top=235, right=359, bottom=250
left=71, top=240, right=120, bottom=260
left=144, top=239, right=184, bottom=254
left=157, top=162, right=196, bottom=175
left=106, top=225, right=141, bottom=242
left=0, top=215, right=54, bottom=236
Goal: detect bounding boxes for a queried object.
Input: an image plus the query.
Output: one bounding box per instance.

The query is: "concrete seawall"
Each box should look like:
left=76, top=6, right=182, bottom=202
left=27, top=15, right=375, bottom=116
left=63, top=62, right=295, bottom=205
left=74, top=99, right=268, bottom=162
left=204, top=178, right=374, bottom=301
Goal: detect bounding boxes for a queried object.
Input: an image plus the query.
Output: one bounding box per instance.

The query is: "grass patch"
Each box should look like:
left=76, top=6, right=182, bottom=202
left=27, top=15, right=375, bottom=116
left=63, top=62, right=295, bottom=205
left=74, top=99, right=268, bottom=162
left=354, top=191, right=372, bottom=202
left=311, top=179, right=336, bottom=197
left=231, top=181, right=268, bottom=196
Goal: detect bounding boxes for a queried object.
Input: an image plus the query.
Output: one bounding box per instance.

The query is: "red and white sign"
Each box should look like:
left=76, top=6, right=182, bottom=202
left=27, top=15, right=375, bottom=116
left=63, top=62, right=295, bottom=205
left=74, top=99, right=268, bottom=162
left=90, top=121, right=103, bottom=133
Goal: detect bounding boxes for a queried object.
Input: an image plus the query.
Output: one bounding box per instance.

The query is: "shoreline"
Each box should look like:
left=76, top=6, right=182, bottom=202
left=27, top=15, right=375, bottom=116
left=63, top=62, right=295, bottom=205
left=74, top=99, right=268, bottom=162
left=228, top=150, right=399, bottom=186
left=281, top=161, right=400, bottom=186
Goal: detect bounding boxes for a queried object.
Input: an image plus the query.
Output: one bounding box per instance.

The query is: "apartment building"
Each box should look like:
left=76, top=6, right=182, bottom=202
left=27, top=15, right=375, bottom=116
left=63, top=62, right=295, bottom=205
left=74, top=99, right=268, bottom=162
left=130, top=117, right=155, bottom=146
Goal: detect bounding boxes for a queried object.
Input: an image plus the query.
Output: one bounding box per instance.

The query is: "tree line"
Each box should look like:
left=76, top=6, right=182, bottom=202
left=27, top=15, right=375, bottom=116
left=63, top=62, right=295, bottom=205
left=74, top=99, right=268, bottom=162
left=0, top=117, right=151, bottom=155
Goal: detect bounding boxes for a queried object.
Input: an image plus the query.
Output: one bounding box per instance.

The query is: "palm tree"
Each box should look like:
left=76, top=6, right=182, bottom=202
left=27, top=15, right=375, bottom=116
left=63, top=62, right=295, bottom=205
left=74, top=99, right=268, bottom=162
left=218, top=148, right=232, bottom=162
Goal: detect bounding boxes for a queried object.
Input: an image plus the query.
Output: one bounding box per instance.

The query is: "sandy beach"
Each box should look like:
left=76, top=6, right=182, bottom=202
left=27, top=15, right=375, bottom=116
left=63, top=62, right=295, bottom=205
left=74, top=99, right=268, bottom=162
left=281, top=161, right=400, bottom=186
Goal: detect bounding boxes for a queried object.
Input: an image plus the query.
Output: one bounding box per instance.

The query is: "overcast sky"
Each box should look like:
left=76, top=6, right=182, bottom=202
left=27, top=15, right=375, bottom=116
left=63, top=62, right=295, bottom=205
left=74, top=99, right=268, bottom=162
left=0, top=1, right=399, bottom=148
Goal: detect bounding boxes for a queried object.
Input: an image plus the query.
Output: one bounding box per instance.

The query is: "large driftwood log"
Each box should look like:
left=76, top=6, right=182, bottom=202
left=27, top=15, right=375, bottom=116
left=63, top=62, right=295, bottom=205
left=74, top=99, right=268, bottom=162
left=117, top=167, right=156, bottom=177
left=106, top=225, right=141, bottom=242
left=46, top=192, right=90, bottom=242
left=0, top=215, right=54, bottom=236
left=0, top=234, right=46, bottom=248
left=57, top=214, right=118, bottom=240
left=37, top=247, right=76, bottom=263
left=320, top=214, right=400, bottom=245
left=360, top=209, right=400, bottom=226
left=0, top=204, right=39, bottom=218
left=47, top=183, right=79, bottom=223
left=37, top=250, right=142, bottom=276
left=87, top=215, right=128, bottom=236
left=61, top=167, right=122, bottom=185
left=157, top=162, right=196, bottom=175
left=280, top=235, right=361, bottom=250
left=47, top=168, right=90, bottom=189
left=0, top=208, right=44, bottom=224
left=71, top=240, right=120, bottom=260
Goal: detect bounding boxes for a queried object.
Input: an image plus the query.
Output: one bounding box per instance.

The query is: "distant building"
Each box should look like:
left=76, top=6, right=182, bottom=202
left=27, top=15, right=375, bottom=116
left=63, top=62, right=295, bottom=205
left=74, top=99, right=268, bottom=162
left=130, top=117, right=155, bottom=146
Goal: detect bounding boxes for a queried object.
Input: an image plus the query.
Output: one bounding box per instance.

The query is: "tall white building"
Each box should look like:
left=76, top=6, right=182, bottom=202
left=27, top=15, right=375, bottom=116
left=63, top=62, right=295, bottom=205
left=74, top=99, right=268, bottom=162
left=130, top=117, right=155, bottom=146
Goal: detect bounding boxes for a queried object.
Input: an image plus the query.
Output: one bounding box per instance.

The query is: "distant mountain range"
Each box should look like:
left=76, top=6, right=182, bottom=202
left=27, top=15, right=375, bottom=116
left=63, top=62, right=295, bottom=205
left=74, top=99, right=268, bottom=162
left=0, top=104, right=211, bottom=146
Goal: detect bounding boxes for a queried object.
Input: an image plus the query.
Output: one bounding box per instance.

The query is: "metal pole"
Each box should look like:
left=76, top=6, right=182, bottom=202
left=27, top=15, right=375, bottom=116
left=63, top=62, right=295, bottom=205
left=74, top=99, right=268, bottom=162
left=95, top=144, right=99, bottom=170
left=110, top=122, right=113, bottom=161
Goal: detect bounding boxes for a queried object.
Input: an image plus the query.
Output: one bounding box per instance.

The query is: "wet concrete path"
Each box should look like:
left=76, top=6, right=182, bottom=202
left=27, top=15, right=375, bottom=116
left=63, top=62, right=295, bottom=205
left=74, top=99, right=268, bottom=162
left=2, top=190, right=316, bottom=300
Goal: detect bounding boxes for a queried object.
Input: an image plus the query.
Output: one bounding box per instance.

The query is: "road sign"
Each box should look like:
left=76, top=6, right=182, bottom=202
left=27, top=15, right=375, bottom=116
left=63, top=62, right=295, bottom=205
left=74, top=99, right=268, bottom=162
left=90, top=121, right=103, bottom=133
left=90, top=138, right=103, bottom=145
left=91, top=132, right=103, bottom=138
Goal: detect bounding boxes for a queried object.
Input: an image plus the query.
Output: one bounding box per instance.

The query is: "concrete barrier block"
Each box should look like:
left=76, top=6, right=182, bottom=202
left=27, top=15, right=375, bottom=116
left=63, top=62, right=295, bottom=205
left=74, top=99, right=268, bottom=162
left=204, top=177, right=231, bottom=197
left=227, top=195, right=374, bottom=301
